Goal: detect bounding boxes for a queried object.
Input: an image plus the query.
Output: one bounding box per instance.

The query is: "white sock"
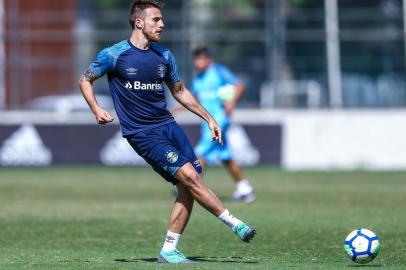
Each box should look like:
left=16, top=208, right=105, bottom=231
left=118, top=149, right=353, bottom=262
left=162, top=231, right=181, bottom=252
left=218, top=209, right=242, bottom=231
left=236, top=179, right=253, bottom=194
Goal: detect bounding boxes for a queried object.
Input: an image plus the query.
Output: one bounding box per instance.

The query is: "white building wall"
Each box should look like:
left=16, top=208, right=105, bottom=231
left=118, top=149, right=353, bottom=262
left=283, top=110, right=406, bottom=170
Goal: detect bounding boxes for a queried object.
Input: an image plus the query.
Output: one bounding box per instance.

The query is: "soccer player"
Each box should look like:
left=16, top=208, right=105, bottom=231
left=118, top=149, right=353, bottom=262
left=78, top=0, right=256, bottom=264
left=173, top=47, right=256, bottom=202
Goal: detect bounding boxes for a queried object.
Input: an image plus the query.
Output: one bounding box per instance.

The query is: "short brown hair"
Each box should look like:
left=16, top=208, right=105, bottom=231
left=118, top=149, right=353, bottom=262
left=193, top=46, right=212, bottom=58
left=129, top=0, right=165, bottom=29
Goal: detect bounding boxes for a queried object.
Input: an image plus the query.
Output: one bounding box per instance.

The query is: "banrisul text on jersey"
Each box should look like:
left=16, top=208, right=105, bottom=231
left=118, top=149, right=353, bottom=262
left=87, top=40, right=180, bottom=136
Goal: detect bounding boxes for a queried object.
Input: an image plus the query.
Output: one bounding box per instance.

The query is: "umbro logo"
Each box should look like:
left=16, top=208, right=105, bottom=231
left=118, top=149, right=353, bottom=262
left=126, top=67, right=138, bottom=75
left=165, top=236, right=176, bottom=243
left=194, top=160, right=201, bottom=167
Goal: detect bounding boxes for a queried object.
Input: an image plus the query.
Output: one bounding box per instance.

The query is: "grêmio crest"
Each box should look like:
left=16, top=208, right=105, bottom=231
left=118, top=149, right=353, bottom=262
left=157, top=64, right=167, bottom=79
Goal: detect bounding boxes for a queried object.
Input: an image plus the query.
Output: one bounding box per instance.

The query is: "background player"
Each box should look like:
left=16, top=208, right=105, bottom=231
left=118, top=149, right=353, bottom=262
left=78, top=0, right=256, bottom=264
left=174, top=47, right=256, bottom=202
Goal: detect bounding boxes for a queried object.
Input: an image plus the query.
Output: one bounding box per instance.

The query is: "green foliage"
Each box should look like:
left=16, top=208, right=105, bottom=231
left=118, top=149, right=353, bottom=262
left=94, top=0, right=120, bottom=9
left=289, top=0, right=307, bottom=6
left=209, top=0, right=257, bottom=16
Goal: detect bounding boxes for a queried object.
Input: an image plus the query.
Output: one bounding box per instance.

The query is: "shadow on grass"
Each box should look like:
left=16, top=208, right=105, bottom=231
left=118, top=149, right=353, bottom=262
left=347, top=265, right=383, bottom=268
left=190, top=256, right=259, bottom=263
left=115, top=258, right=156, bottom=263
left=114, top=256, right=259, bottom=264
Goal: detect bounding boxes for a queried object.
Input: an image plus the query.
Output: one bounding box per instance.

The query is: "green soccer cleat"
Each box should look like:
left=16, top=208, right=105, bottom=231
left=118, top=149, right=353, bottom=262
left=157, top=249, right=196, bottom=264
left=234, top=222, right=257, bottom=243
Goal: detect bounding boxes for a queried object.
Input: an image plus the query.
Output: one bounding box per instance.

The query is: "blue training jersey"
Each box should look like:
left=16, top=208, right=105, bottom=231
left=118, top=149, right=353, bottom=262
left=88, top=40, right=180, bottom=136
left=192, top=63, right=238, bottom=126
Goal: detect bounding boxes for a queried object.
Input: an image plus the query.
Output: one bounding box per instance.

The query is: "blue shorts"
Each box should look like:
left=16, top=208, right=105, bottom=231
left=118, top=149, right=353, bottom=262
left=195, top=121, right=232, bottom=164
left=126, top=122, right=202, bottom=185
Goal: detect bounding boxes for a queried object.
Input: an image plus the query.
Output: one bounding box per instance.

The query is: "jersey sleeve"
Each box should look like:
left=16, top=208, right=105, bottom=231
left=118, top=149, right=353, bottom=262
left=164, top=50, right=181, bottom=83
left=217, top=65, right=238, bottom=85
left=88, top=48, right=115, bottom=78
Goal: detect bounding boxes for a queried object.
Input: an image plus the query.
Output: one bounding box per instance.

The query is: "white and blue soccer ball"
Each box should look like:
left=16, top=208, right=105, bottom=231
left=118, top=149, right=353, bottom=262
left=344, top=228, right=380, bottom=264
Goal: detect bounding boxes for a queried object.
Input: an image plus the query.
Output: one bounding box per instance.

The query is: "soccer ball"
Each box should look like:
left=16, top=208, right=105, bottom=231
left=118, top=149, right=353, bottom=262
left=344, top=228, right=380, bottom=264
left=218, top=84, right=236, bottom=102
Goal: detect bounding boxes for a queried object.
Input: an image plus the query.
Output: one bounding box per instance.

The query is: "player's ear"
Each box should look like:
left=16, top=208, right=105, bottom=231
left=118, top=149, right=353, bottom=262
left=135, top=17, right=144, bottom=29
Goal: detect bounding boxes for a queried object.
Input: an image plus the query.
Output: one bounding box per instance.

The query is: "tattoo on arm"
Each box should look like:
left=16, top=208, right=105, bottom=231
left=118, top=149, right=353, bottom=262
left=79, top=69, right=98, bottom=84
left=174, top=81, right=184, bottom=94
left=167, top=81, right=184, bottom=96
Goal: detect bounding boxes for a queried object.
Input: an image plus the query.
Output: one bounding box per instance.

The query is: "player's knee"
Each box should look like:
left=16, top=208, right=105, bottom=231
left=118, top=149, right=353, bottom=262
left=177, top=184, right=194, bottom=200
left=182, top=170, right=202, bottom=189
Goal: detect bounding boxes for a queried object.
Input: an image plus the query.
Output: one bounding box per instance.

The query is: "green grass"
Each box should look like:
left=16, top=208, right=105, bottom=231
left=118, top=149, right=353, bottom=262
left=0, top=167, right=405, bottom=269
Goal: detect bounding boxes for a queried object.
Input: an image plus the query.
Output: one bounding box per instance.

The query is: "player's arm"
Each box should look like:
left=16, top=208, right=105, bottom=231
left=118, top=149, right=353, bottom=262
left=79, top=69, right=114, bottom=125
left=170, top=80, right=198, bottom=115
left=167, top=81, right=222, bottom=145
left=225, top=81, right=245, bottom=114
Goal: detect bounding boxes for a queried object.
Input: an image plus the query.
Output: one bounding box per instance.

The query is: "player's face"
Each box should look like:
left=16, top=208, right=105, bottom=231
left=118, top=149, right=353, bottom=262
left=193, top=55, right=212, bottom=73
left=141, top=7, right=165, bottom=42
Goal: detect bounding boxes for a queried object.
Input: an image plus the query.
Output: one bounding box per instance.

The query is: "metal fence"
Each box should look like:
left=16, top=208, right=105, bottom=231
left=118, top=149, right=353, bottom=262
left=2, top=0, right=406, bottom=110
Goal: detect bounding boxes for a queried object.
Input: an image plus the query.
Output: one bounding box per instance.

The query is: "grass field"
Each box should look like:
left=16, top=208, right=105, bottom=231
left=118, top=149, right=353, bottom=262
left=0, top=167, right=405, bottom=270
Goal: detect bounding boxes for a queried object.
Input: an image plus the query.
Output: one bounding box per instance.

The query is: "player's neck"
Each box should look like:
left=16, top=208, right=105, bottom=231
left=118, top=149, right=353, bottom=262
left=129, top=31, right=151, bottom=50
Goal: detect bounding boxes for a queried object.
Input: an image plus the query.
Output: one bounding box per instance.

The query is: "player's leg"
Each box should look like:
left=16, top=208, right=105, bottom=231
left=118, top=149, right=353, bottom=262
left=213, top=123, right=255, bottom=202
left=176, top=162, right=224, bottom=215
left=224, top=159, right=255, bottom=202
left=168, top=183, right=194, bottom=234
left=175, top=162, right=256, bottom=242
left=126, top=129, right=196, bottom=264
left=195, top=117, right=253, bottom=199
left=134, top=122, right=256, bottom=264
left=158, top=183, right=195, bottom=264
left=170, top=121, right=256, bottom=241
left=224, top=159, right=244, bottom=182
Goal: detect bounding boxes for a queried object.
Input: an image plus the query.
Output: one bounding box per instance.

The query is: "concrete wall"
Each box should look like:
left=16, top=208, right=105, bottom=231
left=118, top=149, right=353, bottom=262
left=282, top=110, right=406, bottom=170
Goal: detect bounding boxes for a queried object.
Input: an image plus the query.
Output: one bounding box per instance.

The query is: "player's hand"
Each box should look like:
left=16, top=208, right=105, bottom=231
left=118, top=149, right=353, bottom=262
left=94, top=107, right=114, bottom=125
left=208, top=118, right=223, bottom=146
left=224, top=100, right=237, bottom=115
